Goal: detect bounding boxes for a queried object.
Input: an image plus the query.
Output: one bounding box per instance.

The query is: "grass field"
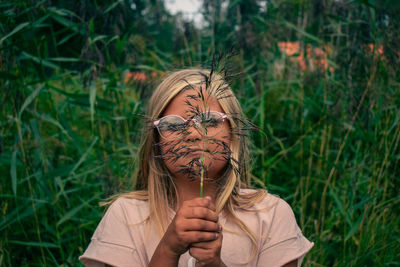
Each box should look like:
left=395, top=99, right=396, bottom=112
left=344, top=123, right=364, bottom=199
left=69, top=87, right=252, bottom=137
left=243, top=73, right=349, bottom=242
left=1, top=0, right=399, bottom=266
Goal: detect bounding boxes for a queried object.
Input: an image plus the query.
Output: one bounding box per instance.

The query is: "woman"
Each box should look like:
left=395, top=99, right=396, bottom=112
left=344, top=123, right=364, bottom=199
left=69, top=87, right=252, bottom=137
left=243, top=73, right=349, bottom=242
left=80, top=69, right=313, bottom=267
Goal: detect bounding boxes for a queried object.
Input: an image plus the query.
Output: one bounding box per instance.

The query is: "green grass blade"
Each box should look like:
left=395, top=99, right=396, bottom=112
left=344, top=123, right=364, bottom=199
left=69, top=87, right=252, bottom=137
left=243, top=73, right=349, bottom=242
left=0, top=22, right=30, bottom=45
left=9, top=240, right=58, bottom=248
left=10, top=149, right=17, bottom=195
left=283, top=21, right=323, bottom=44
left=329, top=185, right=352, bottom=226
left=70, top=137, right=98, bottom=174
left=28, top=110, right=70, bottom=138
left=19, top=52, right=60, bottom=69
left=47, top=6, right=81, bottom=19
left=48, top=57, right=80, bottom=62
left=344, top=214, right=363, bottom=242
left=57, top=193, right=100, bottom=226
left=89, top=83, right=97, bottom=128
left=104, top=0, right=123, bottom=14
left=18, top=84, right=44, bottom=119
left=0, top=202, right=46, bottom=231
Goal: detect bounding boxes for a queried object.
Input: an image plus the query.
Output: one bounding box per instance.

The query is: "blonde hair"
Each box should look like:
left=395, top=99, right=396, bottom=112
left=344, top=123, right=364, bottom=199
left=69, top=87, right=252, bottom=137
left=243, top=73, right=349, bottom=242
left=116, top=69, right=266, bottom=259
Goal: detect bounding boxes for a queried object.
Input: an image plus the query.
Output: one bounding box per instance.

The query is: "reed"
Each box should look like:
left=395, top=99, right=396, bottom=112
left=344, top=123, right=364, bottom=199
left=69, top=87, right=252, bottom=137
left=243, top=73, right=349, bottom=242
left=1, top=0, right=399, bottom=266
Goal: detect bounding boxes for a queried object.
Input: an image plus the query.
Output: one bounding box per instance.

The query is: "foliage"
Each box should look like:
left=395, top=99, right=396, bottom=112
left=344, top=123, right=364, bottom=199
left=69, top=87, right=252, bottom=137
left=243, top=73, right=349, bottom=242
left=1, top=0, right=399, bottom=266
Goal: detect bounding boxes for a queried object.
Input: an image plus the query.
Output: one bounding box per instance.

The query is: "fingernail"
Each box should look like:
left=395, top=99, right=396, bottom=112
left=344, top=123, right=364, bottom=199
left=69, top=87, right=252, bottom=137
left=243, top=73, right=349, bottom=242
left=205, top=196, right=211, bottom=201
left=219, top=225, right=222, bottom=232
left=215, top=233, right=219, bottom=239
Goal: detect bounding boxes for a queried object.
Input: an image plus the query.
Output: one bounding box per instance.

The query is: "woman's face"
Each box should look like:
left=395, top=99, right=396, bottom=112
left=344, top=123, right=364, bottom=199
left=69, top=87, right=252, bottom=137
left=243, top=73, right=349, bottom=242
left=157, top=86, right=231, bottom=180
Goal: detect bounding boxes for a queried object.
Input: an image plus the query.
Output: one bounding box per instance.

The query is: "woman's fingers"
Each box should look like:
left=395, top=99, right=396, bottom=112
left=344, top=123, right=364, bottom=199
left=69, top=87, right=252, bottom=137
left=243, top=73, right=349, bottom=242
left=162, top=196, right=220, bottom=256
left=181, top=230, right=219, bottom=243
left=180, top=219, right=220, bottom=232
left=191, top=231, right=223, bottom=249
left=179, top=197, right=219, bottom=222
left=182, top=207, right=218, bottom=222
left=184, top=196, right=216, bottom=211
left=160, top=196, right=220, bottom=257
left=189, top=233, right=224, bottom=266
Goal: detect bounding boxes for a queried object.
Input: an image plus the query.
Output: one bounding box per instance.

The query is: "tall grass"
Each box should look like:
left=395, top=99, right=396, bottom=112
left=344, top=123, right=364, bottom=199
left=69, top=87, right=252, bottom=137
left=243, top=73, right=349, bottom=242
left=1, top=0, right=399, bottom=266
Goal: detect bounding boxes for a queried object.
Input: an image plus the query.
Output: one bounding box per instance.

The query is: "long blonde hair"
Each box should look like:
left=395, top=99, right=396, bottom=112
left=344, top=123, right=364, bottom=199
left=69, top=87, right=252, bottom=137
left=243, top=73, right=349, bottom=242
left=118, top=69, right=266, bottom=255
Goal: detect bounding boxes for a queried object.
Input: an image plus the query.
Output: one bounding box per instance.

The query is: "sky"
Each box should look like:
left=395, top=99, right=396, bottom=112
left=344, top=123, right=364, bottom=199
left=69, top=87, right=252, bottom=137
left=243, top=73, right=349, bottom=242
left=164, top=0, right=204, bottom=26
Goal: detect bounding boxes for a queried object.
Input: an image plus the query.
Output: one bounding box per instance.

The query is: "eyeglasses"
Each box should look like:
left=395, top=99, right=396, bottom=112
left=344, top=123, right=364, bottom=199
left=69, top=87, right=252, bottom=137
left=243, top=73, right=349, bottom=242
left=154, top=111, right=228, bottom=139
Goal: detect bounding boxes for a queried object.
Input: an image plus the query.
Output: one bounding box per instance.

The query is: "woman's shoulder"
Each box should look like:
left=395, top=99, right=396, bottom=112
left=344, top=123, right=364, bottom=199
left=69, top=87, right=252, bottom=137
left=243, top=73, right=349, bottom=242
left=238, top=189, right=294, bottom=218
left=113, top=194, right=148, bottom=207
left=104, top=191, right=146, bottom=207
left=237, top=189, right=302, bottom=237
left=108, top=191, right=149, bottom=207
left=239, top=188, right=280, bottom=207
left=104, top=194, right=150, bottom=224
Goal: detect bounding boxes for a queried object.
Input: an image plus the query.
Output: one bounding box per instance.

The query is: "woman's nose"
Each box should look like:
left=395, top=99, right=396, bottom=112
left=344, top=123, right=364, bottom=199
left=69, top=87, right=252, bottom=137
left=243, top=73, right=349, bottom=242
left=185, top=119, right=202, bottom=140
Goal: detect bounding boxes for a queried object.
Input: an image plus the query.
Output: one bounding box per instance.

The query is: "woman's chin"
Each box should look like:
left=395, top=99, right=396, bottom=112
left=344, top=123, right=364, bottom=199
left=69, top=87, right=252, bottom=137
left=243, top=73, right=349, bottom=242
left=164, top=152, right=228, bottom=180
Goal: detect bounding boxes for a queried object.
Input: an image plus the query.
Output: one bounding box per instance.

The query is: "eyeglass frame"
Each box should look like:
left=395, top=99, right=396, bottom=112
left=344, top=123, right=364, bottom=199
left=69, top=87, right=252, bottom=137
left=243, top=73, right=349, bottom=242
left=153, top=111, right=228, bottom=138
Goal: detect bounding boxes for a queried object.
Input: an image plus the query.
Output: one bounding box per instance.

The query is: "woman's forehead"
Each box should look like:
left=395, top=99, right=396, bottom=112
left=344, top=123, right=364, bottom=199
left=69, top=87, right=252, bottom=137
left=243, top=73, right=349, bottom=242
left=163, top=87, right=224, bottom=117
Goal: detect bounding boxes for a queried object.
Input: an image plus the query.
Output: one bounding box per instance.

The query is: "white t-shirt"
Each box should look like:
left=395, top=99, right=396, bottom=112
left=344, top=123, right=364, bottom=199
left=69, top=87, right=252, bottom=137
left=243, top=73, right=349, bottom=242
left=80, top=190, right=313, bottom=267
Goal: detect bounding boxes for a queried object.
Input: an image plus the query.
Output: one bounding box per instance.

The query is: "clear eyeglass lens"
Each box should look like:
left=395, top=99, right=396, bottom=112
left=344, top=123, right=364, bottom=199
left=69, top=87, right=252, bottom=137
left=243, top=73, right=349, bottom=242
left=195, top=112, right=224, bottom=136
left=158, top=116, right=187, bottom=138
left=157, top=112, right=225, bottom=138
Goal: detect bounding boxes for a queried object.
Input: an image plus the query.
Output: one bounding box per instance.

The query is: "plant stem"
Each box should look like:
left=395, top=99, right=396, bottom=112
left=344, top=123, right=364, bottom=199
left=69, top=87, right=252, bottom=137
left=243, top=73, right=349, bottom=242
left=200, top=132, right=205, bottom=198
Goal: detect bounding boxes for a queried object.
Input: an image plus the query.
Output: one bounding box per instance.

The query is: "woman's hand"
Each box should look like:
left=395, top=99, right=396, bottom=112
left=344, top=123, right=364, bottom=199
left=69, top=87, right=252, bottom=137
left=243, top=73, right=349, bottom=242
left=190, top=232, right=225, bottom=267
left=149, top=196, right=225, bottom=267
left=160, top=196, right=221, bottom=257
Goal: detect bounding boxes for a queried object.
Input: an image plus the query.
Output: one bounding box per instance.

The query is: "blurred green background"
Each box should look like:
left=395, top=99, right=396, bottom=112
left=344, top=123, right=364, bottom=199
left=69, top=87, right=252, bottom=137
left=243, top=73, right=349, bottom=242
left=1, top=0, right=400, bottom=266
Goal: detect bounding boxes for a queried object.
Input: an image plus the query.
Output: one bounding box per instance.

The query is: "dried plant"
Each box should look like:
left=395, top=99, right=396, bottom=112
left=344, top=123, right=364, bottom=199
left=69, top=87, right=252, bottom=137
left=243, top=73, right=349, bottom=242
left=151, top=55, right=259, bottom=197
